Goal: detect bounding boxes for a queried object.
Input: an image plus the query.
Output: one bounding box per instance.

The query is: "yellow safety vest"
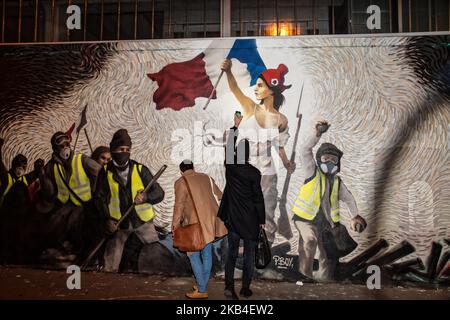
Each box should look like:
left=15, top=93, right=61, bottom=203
left=292, top=169, right=340, bottom=222
left=54, top=154, right=92, bottom=207
left=107, top=163, right=155, bottom=222
left=2, top=173, right=28, bottom=200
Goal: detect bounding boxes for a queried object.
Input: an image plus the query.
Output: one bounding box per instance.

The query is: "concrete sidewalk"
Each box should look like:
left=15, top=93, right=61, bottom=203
left=0, top=266, right=448, bottom=300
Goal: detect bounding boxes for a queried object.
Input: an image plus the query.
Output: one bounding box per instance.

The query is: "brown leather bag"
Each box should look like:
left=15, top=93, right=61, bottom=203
left=173, top=176, right=206, bottom=252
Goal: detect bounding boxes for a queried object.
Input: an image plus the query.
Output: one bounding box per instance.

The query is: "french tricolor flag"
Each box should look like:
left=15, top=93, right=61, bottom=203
left=147, top=39, right=267, bottom=111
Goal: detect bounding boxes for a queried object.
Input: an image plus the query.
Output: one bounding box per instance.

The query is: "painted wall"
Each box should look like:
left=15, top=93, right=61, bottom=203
left=1, top=34, right=449, bottom=281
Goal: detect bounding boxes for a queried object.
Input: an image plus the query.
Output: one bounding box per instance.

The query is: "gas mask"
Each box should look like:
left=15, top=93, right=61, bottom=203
left=52, top=132, right=72, bottom=161
left=320, top=161, right=338, bottom=175
left=317, top=150, right=341, bottom=176
left=59, top=147, right=72, bottom=160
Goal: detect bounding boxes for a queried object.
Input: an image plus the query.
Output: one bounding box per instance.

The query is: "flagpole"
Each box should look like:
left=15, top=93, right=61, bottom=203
left=73, top=130, right=81, bottom=154
left=203, top=70, right=224, bottom=110
left=84, top=128, right=94, bottom=154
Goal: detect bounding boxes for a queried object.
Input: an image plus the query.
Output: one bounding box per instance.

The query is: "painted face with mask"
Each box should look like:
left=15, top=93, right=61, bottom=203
left=109, top=129, right=133, bottom=171
left=319, top=154, right=339, bottom=175
left=51, top=132, right=72, bottom=161
left=11, top=154, right=28, bottom=178
left=57, top=140, right=72, bottom=160
left=111, top=146, right=131, bottom=168
left=316, top=142, right=343, bottom=176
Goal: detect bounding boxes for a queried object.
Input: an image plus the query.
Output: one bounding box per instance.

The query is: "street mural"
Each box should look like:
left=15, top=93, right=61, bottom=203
left=0, top=34, right=449, bottom=285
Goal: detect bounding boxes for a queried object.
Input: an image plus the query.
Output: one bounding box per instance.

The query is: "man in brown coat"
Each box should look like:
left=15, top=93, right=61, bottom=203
left=172, top=160, right=227, bottom=299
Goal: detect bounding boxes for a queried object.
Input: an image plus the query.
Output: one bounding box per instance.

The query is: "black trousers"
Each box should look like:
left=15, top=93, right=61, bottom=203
left=118, top=232, right=144, bottom=273
left=225, top=230, right=257, bottom=290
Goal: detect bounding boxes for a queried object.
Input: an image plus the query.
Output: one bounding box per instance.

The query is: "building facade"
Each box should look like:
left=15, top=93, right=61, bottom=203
left=1, top=0, right=449, bottom=43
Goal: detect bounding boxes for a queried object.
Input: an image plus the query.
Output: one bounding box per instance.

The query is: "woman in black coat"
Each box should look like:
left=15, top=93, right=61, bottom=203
left=218, top=135, right=265, bottom=299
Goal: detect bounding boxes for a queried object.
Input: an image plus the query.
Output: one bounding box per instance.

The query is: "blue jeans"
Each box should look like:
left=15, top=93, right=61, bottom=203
left=188, top=243, right=213, bottom=293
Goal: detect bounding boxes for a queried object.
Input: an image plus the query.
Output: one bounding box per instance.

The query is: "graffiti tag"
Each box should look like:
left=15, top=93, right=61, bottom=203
left=273, top=255, right=294, bottom=269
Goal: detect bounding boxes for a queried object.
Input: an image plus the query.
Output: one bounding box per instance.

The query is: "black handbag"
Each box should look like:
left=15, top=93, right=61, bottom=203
left=255, top=227, right=272, bottom=269
left=321, top=223, right=357, bottom=259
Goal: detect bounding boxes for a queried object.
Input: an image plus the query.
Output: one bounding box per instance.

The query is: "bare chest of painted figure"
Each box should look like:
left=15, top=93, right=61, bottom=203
left=238, top=105, right=281, bottom=175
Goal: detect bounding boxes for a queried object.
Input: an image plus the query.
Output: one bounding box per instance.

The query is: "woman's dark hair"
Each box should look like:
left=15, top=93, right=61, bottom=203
left=258, top=76, right=286, bottom=110
left=91, top=146, right=110, bottom=162
left=179, top=159, right=194, bottom=172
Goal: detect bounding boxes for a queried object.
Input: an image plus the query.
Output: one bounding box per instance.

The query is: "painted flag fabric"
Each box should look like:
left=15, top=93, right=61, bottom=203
left=66, top=122, right=76, bottom=142
left=226, top=39, right=266, bottom=86
left=148, top=53, right=215, bottom=111
left=147, top=39, right=266, bottom=111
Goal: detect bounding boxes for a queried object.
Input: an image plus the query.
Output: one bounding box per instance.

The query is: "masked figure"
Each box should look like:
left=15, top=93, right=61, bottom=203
left=0, top=151, right=29, bottom=206
left=94, top=129, right=165, bottom=273
left=36, top=131, right=102, bottom=263
left=292, top=121, right=367, bottom=281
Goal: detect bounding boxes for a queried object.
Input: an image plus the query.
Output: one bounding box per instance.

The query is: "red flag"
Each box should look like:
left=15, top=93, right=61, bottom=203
left=147, top=53, right=216, bottom=111
left=66, top=122, right=76, bottom=142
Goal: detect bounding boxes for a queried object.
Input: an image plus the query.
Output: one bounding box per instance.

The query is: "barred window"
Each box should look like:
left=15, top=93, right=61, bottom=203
left=0, top=0, right=448, bottom=43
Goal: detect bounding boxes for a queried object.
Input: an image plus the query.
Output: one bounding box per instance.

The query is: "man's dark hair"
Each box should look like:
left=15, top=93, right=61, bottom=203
left=179, top=159, right=194, bottom=172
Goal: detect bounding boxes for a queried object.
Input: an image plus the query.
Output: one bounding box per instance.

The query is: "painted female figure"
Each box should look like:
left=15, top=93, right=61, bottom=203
left=220, top=59, right=296, bottom=244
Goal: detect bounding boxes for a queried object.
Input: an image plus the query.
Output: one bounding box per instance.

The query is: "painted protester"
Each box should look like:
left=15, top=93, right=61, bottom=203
left=0, top=147, right=43, bottom=201
left=292, top=121, right=367, bottom=281
left=0, top=138, right=30, bottom=206
left=94, top=129, right=165, bottom=273
left=220, top=59, right=296, bottom=245
left=0, top=138, right=33, bottom=263
left=34, top=131, right=103, bottom=263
